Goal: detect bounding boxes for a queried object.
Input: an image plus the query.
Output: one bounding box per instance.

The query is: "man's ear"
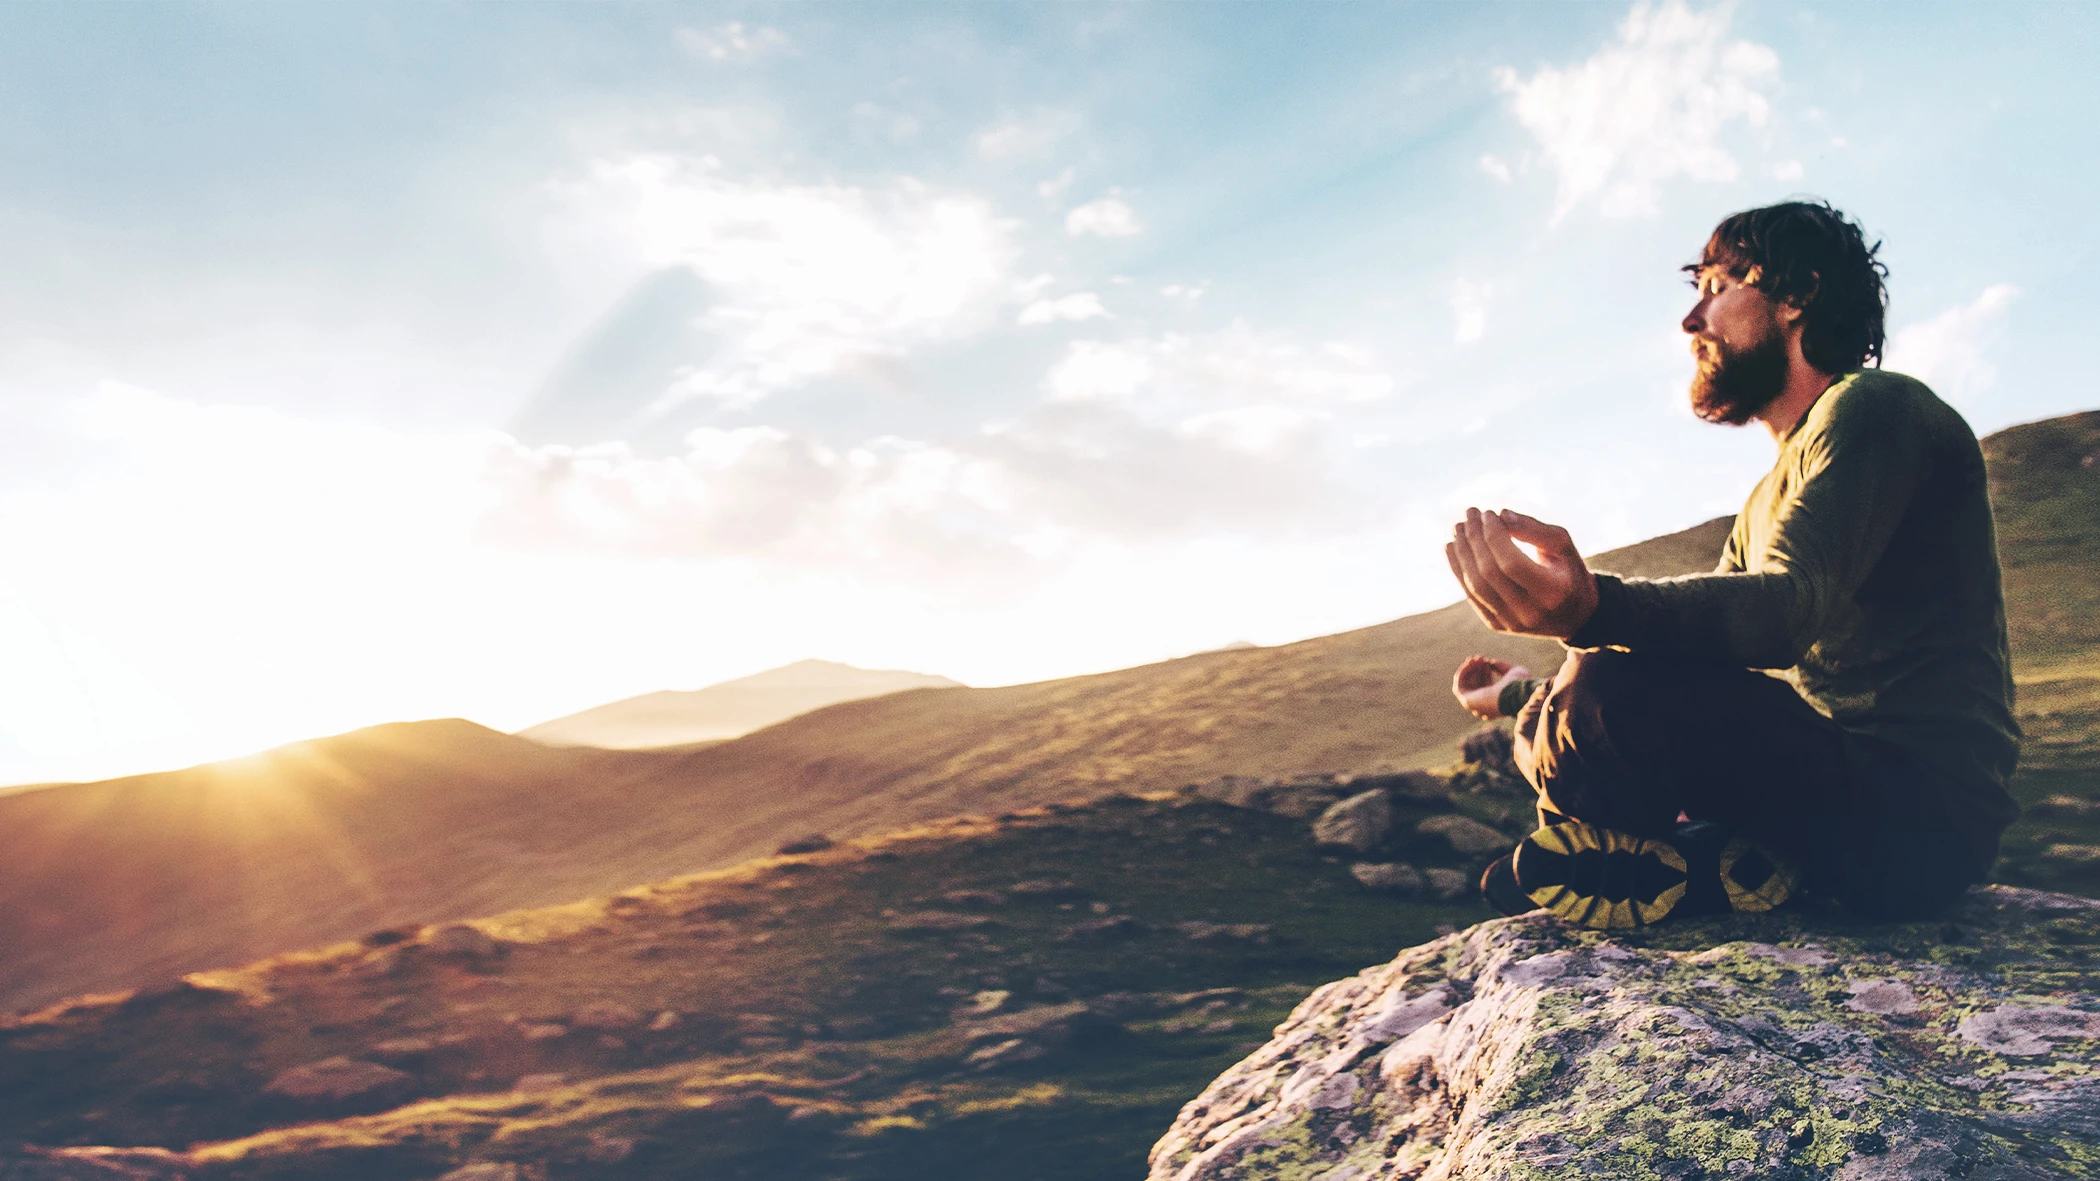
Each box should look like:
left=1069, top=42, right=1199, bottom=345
left=1776, top=272, right=1820, bottom=325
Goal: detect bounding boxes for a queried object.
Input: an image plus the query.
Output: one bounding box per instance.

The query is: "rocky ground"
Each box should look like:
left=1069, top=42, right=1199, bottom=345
left=1148, top=886, right=2100, bottom=1181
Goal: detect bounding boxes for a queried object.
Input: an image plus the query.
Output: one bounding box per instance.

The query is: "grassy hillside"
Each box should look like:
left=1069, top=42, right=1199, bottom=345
left=1980, top=409, right=2100, bottom=894
left=0, top=758, right=1531, bottom=1180
left=517, top=659, right=963, bottom=750
left=0, top=520, right=1726, bottom=1015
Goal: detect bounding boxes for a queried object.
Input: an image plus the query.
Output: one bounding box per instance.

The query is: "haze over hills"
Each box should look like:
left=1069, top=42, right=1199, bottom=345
left=517, top=659, right=964, bottom=750
left=3, top=409, right=2095, bottom=1017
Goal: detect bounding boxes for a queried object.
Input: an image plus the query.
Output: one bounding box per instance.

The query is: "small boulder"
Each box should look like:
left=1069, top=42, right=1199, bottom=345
left=264, top=1057, right=412, bottom=1104
left=1176, top=921, right=1273, bottom=945
left=1313, top=789, right=1394, bottom=853
left=1459, top=725, right=1516, bottom=769
left=1418, top=814, right=1515, bottom=855
left=1058, top=915, right=1146, bottom=942
left=572, top=1001, right=642, bottom=1031
left=427, top=924, right=501, bottom=960
left=1351, top=862, right=1425, bottom=892
left=1423, top=867, right=1472, bottom=900
left=437, top=1165, right=519, bottom=1181
left=648, top=1010, right=682, bottom=1032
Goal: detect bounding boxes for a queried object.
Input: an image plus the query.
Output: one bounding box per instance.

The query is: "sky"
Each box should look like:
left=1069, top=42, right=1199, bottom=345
left=2, top=0, right=2095, bottom=786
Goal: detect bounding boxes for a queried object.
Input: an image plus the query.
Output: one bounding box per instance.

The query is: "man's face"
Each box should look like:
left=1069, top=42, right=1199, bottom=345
left=1681, top=265, right=1788, bottom=426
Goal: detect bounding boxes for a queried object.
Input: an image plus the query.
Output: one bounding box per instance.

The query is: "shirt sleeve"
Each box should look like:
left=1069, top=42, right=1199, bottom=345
left=1497, top=676, right=1546, bottom=720
left=1564, top=389, right=1933, bottom=669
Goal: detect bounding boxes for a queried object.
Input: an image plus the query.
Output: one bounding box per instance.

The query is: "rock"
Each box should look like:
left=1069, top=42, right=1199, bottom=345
left=263, top=1057, right=412, bottom=1104
left=427, top=923, right=501, bottom=960
left=648, top=1010, right=682, bottom=1032
left=960, top=1001, right=1118, bottom=1069
left=1176, top=922, right=1273, bottom=945
left=571, top=1001, right=642, bottom=1031
left=941, top=889, right=1008, bottom=907
left=435, top=1166, right=519, bottom=1181
left=0, top=1146, right=193, bottom=1180
left=1459, top=725, right=1515, bottom=769
left=367, top=1037, right=434, bottom=1059
left=1342, top=770, right=1447, bottom=801
left=1009, top=879, right=1087, bottom=901
left=1059, top=915, right=1146, bottom=942
left=1146, top=886, right=2100, bottom=1181
left=1312, top=790, right=1394, bottom=853
left=1417, top=813, right=1515, bottom=855
left=776, top=833, right=833, bottom=855
left=1350, top=862, right=1425, bottom=892
left=1422, top=867, right=1472, bottom=900
left=1193, top=776, right=1350, bottom=819
left=886, top=910, right=1000, bottom=933
left=960, top=989, right=1012, bottom=1015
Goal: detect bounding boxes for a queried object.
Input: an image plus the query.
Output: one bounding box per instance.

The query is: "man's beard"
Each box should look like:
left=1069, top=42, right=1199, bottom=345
left=1689, top=331, right=1787, bottom=425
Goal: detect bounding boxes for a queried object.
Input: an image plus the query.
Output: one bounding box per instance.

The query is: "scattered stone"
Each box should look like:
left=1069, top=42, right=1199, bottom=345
left=263, top=1057, right=412, bottom=1104
left=775, top=834, right=833, bottom=856
left=1313, top=790, right=1395, bottom=853
left=571, top=1001, right=642, bottom=1031
left=1844, top=980, right=1921, bottom=1016
left=886, top=910, right=1000, bottom=933
left=1009, top=879, right=1086, bottom=901
left=1145, top=886, right=2100, bottom=1181
left=1059, top=915, right=1146, bottom=942
left=1193, top=776, right=1350, bottom=819
left=1957, top=1003, right=2100, bottom=1056
left=427, top=924, right=501, bottom=960
left=960, top=989, right=1012, bottom=1015
left=1351, top=862, right=1425, bottom=892
left=1422, top=867, right=1472, bottom=900
left=1417, top=814, right=1515, bottom=855
left=1459, top=726, right=1515, bottom=769
left=1175, top=922, right=1273, bottom=945
left=436, top=1164, right=519, bottom=1181
left=367, top=1037, right=433, bottom=1059
left=648, top=1010, right=681, bottom=1032
left=1343, top=770, right=1447, bottom=801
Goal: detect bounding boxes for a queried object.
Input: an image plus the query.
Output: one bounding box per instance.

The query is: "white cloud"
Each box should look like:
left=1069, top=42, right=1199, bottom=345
left=1773, top=159, right=1804, bottom=181
left=1160, top=283, right=1208, bottom=300
left=1065, top=196, right=1142, bottom=237
left=852, top=101, right=921, bottom=143
left=1494, top=0, right=1780, bottom=222
left=1479, top=154, right=1513, bottom=183
left=1037, top=167, right=1077, bottom=199
left=975, top=110, right=1081, bottom=161
left=676, top=21, right=792, bottom=63
left=1452, top=280, right=1493, bottom=345
left=1884, top=284, right=2018, bottom=407
left=1018, top=292, right=1111, bottom=326
left=1042, top=325, right=1394, bottom=406
left=546, top=155, right=1017, bottom=409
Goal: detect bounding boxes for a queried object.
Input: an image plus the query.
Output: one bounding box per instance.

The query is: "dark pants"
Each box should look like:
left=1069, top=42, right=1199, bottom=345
left=1512, top=648, right=1989, bottom=919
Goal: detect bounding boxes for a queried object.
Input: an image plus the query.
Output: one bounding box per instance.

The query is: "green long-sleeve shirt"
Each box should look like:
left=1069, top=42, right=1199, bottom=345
left=1498, top=369, right=2020, bottom=829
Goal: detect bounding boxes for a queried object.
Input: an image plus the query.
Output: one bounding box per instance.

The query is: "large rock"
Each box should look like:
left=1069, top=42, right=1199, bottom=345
left=1147, top=886, right=2100, bottom=1180
left=1313, top=790, right=1395, bottom=853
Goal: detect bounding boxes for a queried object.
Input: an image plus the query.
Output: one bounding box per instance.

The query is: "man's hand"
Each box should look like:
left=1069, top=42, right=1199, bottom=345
left=1452, top=655, right=1532, bottom=720
left=1444, top=508, right=1600, bottom=640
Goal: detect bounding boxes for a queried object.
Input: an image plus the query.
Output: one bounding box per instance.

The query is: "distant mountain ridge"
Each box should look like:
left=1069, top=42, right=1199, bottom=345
left=517, top=659, right=964, bottom=750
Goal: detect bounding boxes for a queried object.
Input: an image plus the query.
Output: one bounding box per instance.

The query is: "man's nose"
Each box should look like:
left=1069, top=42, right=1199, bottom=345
left=1681, top=298, right=1708, bottom=335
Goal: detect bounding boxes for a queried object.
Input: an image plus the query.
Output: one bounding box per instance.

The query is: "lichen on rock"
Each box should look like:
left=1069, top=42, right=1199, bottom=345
left=1147, top=886, right=2100, bottom=1180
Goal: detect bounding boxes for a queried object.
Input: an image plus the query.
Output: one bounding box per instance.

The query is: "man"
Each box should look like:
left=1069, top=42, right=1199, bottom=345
left=1445, top=200, right=2020, bottom=929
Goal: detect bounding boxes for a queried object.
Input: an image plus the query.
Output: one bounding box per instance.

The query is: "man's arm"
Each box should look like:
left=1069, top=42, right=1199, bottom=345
left=1564, top=394, right=1932, bottom=666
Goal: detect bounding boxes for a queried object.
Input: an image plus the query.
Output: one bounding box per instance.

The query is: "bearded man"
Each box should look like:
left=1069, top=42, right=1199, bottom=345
left=1447, top=200, right=2020, bottom=929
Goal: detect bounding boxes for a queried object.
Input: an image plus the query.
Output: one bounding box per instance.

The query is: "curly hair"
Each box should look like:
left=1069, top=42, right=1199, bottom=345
left=1684, top=201, right=1889, bottom=374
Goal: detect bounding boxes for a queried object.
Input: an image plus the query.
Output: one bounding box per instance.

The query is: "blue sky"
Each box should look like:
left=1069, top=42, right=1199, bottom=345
left=2, top=0, right=2094, bottom=785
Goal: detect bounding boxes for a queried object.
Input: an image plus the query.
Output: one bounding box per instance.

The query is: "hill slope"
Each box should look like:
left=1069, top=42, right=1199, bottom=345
left=517, top=659, right=964, bottom=750
left=5, top=408, right=2096, bottom=1016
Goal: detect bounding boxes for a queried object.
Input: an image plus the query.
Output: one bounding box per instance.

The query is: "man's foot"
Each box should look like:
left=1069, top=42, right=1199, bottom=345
left=1505, top=820, right=1798, bottom=929
left=1479, top=854, right=1538, bottom=917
